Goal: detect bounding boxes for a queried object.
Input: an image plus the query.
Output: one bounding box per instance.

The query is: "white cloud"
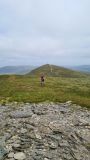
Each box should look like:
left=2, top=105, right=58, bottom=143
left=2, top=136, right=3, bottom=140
left=0, top=0, right=90, bottom=66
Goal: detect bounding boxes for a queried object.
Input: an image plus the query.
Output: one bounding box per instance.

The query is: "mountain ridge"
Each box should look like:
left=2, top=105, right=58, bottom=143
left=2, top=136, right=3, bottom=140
left=0, top=65, right=36, bottom=75
left=28, top=64, right=89, bottom=78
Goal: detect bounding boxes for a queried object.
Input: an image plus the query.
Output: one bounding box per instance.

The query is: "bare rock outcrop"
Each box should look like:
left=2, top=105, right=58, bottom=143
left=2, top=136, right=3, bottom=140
left=0, top=102, right=90, bottom=160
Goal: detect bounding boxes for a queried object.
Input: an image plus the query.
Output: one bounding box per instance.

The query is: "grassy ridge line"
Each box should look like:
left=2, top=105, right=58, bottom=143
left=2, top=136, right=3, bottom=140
left=0, top=75, right=90, bottom=108
left=28, top=64, right=89, bottom=78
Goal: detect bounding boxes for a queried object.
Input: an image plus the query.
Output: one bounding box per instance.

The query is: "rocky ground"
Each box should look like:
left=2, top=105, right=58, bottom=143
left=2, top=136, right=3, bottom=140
left=0, top=101, right=90, bottom=160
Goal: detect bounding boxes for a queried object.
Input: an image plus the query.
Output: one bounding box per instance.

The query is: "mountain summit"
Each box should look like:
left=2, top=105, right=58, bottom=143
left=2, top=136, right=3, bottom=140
left=28, top=64, right=88, bottom=78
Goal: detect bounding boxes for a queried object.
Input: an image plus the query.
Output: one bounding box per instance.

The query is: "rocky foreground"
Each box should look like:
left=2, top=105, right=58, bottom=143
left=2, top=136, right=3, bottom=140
left=0, top=102, right=90, bottom=160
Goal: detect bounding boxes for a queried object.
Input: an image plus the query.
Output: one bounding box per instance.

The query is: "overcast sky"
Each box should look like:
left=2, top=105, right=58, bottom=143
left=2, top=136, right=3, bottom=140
left=0, top=0, right=90, bottom=67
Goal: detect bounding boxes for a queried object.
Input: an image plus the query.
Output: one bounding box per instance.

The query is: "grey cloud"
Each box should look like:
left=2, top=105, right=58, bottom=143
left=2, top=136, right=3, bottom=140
left=0, top=0, right=90, bottom=66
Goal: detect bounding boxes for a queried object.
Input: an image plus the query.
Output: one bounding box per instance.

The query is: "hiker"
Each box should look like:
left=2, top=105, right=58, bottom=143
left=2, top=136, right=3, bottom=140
left=40, top=74, right=45, bottom=86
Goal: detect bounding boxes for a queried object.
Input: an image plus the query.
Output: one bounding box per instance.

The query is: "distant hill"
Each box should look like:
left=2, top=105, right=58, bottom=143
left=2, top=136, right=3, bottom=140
left=68, top=65, right=90, bottom=73
left=28, top=64, right=89, bottom=78
left=0, top=65, right=36, bottom=75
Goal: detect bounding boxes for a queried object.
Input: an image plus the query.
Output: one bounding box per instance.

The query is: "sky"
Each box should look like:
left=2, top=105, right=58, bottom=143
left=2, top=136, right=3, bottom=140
left=0, top=0, right=90, bottom=67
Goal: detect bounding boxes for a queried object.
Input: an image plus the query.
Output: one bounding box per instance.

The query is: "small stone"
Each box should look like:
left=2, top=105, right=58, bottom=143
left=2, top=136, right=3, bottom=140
left=0, top=145, right=8, bottom=159
left=14, top=152, right=26, bottom=160
left=66, top=101, right=72, bottom=105
left=10, top=110, right=33, bottom=118
left=13, top=144, right=20, bottom=148
left=6, top=145, right=13, bottom=152
left=35, top=130, right=42, bottom=140
left=49, top=142, right=57, bottom=149
left=12, top=143, right=21, bottom=150
left=20, top=128, right=27, bottom=134
left=8, top=152, right=14, bottom=158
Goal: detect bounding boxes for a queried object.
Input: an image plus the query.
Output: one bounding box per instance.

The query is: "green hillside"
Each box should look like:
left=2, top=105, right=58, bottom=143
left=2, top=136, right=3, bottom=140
left=0, top=74, right=90, bottom=108
left=28, top=64, right=89, bottom=78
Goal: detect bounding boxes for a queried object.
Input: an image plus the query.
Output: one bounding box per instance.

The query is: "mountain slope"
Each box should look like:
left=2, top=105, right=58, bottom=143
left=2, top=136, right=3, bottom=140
left=0, top=65, right=36, bottom=75
left=28, top=64, right=89, bottom=78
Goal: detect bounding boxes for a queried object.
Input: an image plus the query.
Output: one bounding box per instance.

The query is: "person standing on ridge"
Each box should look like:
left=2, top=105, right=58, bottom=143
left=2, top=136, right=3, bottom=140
left=40, top=74, right=45, bottom=86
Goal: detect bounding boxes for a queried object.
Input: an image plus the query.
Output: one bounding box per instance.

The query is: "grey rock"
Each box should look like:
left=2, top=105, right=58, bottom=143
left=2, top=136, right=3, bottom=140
left=14, top=152, right=26, bottom=160
left=0, top=145, right=7, bottom=160
left=0, top=102, right=90, bottom=160
left=20, top=128, right=27, bottom=134
left=10, top=111, right=33, bottom=118
left=8, top=152, right=14, bottom=158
